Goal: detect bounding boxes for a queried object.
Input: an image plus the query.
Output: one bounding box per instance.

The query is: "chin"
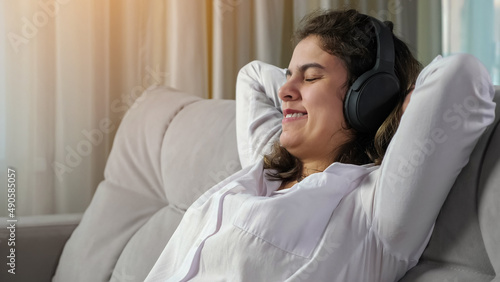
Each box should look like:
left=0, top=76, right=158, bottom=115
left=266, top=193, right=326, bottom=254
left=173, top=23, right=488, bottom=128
left=279, top=136, right=295, bottom=150
left=279, top=142, right=301, bottom=158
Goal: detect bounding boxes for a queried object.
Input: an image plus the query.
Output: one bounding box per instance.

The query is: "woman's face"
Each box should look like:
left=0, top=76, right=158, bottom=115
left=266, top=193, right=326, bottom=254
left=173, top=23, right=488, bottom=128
left=279, top=35, right=351, bottom=164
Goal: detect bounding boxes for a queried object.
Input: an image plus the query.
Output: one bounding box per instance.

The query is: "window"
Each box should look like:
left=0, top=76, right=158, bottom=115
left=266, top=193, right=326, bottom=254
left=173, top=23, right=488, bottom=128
left=442, top=0, right=500, bottom=84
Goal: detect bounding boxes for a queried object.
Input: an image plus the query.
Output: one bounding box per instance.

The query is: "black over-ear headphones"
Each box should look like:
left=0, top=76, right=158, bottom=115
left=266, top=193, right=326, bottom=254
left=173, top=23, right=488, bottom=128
left=343, top=16, right=400, bottom=133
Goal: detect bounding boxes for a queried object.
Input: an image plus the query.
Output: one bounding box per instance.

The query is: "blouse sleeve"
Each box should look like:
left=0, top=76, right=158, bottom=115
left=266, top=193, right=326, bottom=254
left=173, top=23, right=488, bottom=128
left=372, top=54, right=496, bottom=259
left=235, top=60, right=287, bottom=168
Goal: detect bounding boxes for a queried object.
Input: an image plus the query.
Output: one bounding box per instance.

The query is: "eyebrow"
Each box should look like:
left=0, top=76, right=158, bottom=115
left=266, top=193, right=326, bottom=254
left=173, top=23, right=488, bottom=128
left=285, top=63, right=326, bottom=77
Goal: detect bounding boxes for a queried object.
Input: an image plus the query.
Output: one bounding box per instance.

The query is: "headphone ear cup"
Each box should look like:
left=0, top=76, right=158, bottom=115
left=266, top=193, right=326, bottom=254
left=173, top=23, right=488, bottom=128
left=343, top=16, right=400, bottom=133
left=345, top=72, right=400, bottom=133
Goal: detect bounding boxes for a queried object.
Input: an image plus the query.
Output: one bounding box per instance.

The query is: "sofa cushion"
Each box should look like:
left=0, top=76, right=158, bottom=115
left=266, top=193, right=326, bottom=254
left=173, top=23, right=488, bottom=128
left=478, top=119, right=500, bottom=278
left=53, top=86, right=200, bottom=282
left=111, top=93, right=241, bottom=281
left=110, top=205, right=183, bottom=282
left=160, top=99, right=241, bottom=211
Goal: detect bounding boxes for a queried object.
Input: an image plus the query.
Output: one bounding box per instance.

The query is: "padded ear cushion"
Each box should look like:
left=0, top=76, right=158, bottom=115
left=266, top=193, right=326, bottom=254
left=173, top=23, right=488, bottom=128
left=344, top=71, right=400, bottom=133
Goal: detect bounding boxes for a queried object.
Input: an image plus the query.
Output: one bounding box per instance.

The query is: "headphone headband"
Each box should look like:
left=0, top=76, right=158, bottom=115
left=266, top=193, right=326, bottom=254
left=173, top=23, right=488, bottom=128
left=370, top=17, right=396, bottom=74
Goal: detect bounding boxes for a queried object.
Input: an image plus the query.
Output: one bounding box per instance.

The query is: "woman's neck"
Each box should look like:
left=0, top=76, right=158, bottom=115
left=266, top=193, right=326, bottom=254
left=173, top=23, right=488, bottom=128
left=301, top=160, right=330, bottom=178
left=277, top=160, right=331, bottom=191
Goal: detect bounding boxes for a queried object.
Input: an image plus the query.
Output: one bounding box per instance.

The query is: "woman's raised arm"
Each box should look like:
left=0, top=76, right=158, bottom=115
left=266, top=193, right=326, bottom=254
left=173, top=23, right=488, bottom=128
left=235, top=60, right=286, bottom=168
left=372, top=54, right=496, bottom=259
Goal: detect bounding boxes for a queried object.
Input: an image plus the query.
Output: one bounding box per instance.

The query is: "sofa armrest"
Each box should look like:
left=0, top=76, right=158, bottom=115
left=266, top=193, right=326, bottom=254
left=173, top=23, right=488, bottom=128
left=0, top=213, right=82, bottom=282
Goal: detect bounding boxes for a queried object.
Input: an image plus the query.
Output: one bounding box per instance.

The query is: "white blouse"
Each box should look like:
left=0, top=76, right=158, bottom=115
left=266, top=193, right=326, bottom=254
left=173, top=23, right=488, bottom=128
left=145, top=54, right=496, bottom=282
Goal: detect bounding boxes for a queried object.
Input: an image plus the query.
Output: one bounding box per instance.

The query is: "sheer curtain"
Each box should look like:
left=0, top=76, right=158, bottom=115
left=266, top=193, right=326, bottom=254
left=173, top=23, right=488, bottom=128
left=0, top=0, right=436, bottom=216
left=442, top=0, right=500, bottom=84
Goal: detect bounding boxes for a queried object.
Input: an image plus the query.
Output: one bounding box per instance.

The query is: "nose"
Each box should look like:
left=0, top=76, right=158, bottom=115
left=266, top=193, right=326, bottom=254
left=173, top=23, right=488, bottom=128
left=278, top=80, right=301, bottom=101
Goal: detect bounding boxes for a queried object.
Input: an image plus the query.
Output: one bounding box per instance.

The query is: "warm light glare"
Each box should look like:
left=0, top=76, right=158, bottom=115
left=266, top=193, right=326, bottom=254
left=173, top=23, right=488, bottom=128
left=0, top=2, right=5, bottom=160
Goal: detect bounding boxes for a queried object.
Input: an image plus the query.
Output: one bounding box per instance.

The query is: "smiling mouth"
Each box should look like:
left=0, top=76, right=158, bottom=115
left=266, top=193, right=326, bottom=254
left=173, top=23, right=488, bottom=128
left=282, top=113, right=308, bottom=123
left=284, top=112, right=307, bottom=118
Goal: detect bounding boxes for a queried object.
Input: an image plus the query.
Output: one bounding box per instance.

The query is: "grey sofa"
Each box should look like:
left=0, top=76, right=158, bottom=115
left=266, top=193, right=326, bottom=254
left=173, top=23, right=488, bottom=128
left=1, top=85, right=499, bottom=282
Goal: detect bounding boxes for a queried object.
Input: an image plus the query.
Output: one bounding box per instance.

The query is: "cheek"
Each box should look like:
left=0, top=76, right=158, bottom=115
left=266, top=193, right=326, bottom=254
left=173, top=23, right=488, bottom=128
left=305, top=85, right=347, bottom=130
left=318, top=97, right=345, bottom=121
left=311, top=107, right=345, bottom=135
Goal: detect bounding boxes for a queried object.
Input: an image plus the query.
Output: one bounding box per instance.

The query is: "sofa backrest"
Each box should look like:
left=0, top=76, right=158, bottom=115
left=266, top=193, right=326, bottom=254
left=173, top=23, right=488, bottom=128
left=109, top=88, right=244, bottom=281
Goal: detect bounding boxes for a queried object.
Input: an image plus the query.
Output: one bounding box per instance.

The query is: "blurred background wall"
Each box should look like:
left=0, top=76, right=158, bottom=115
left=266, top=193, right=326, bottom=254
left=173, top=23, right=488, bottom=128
left=0, top=0, right=498, bottom=216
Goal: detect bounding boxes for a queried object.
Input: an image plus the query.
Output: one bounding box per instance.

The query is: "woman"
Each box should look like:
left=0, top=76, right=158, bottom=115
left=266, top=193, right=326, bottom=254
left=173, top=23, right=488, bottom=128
left=146, top=9, right=496, bottom=281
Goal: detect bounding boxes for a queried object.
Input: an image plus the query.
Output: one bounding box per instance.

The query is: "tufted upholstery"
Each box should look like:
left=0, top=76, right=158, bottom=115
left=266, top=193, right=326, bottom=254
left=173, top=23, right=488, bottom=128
left=52, top=86, right=243, bottom=282
left=51, top=85, right=499, bottom=282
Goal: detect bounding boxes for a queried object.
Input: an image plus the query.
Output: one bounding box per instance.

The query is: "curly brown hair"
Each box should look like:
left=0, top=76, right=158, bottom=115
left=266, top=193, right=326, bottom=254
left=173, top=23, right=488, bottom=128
left=263, top=9, right=422, bottom=183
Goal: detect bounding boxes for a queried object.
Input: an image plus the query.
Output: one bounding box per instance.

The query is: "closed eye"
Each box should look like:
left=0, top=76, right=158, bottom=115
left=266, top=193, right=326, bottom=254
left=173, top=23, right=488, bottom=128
left=305, top=77, right=320, bottom=82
